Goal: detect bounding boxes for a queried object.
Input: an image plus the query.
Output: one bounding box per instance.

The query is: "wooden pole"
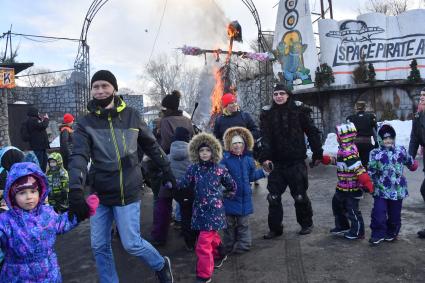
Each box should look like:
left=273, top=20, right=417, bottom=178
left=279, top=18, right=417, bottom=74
left=320, top=0, right=325, bottom=19
left=328, top=0, right=334, bottom=19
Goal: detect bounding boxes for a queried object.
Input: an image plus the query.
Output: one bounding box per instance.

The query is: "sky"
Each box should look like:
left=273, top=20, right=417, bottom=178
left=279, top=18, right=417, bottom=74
left=1, top=0, right=424, bottom=98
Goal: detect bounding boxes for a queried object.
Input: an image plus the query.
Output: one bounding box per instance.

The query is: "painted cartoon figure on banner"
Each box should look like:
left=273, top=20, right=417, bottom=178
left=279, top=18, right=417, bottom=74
left=274, top=30, right=312, bottom=89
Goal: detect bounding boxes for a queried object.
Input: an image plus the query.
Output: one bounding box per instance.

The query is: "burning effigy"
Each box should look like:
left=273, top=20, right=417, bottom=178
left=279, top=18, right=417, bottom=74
left=179, top=21, right=274, bottom=130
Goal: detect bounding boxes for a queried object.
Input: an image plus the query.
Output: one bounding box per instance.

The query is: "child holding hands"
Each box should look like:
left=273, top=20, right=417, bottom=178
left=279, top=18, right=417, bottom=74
left=0, top=162, right=98, bottom=282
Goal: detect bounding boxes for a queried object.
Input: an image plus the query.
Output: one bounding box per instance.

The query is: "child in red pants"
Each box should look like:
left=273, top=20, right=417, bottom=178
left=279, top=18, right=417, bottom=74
left=173, top=133, right=236, bottom=282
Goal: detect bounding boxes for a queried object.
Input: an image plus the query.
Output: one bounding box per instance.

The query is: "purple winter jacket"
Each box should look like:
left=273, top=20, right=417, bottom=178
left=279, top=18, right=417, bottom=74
left=0, top=162, right=78, bottom=282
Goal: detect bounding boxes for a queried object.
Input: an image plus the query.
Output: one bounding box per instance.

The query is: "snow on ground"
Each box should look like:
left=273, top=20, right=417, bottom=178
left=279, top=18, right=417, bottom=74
left=322, top=120, right=412, bottom=156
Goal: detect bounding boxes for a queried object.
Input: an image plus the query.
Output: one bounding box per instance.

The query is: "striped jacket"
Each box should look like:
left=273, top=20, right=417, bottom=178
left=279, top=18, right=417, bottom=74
left=331, top=143, right=366, bottom=192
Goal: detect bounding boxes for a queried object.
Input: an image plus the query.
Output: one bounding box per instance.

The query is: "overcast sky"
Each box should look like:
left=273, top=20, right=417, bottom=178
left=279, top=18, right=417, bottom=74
left=1, top=0, right=423, bottom=93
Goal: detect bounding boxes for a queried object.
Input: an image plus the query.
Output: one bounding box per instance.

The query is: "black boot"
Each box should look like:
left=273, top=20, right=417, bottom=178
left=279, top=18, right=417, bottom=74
left=418, top=229, right=425, bottom=238
left=299, top=225, right=313, bottom=235
left=263, top=230, right=283, bottom=239
left=156, top=256, right=174, bottom=283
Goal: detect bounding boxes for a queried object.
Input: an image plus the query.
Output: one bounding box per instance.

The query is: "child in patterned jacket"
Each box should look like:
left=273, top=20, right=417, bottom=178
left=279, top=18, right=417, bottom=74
left=368, top=124, right=418, bottom=245
left=173, top=133, right=236, bottom=283
left=322, top=123, right=374, bottom=240
left=0, top=162, right=99, bottom=282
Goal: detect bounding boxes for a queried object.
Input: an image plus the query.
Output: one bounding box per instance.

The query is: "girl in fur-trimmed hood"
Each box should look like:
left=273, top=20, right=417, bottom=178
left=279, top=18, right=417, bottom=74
left=177, top=132, right=236, bottom=282
left=220, top=127, right=265, bottom=254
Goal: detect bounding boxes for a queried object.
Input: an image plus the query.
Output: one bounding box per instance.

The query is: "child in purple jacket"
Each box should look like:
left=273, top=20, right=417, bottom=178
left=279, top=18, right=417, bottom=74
left=0, top=162, right=98, bottom=282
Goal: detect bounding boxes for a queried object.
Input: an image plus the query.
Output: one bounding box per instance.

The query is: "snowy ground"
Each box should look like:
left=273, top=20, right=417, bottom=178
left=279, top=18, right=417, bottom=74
left=323, top=120, right=412, bottom=156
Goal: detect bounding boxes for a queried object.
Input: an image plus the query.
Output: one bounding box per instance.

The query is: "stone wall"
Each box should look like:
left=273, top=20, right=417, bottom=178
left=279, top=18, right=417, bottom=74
left=121, top=94, right=144, bottom=115
left=235, top=76, right=425, bottom=139
left=296, top=81, right=425, bottom=137
left=237, top=75, right=274, bottom=123
left=7, top=85, right=144, bottom=142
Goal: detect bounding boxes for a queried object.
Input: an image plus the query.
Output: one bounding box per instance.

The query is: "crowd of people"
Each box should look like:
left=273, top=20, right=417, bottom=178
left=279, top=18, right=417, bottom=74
left=1, top=69, right=425, bottom=283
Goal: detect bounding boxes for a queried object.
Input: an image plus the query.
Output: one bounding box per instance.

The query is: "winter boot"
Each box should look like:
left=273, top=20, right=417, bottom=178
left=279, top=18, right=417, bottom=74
left=417, top=229, right=425, bottom=238
left=329, top=227, right=350, bottom=236
left=195, top=277, right=212, bottom=283
left=263, top=230, right=283, bottom=239
left=343, top=231, right=364, bottom=240
left=368, top=237, right=385, bottom=246
left=299, top=225, right=313, bottom=235
left=156, top=256, right=173, bottom=283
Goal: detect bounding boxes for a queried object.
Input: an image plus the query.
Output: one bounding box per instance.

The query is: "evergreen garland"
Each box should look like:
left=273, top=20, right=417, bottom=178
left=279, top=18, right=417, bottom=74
left=368, top=62, right=376, bottom=83
left=352, top=56, right=368, bottom=84
left=315, top=63, right=335, bottom=88
left=407, top=59, right=422, bottom=82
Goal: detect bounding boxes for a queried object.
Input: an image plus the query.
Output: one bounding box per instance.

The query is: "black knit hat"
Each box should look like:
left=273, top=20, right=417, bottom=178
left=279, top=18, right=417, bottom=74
left=378, top=124, right=396, bottom=139
left=173, top=127, right=190, bottom=143
left=1, top=148, right=24, bottom=171
left=273, top=84, right=292, bottom=95
left=162, top=90, right=181, bottom=110
left=91, top=70, right=118, bottom=91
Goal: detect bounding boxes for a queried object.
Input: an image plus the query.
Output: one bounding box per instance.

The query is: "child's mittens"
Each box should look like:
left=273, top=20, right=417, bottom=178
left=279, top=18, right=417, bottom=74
left=86, top=194, right=99, bottom=216
left=358, top=172, right=374, bottom=194
left=321, top=155, right=332, bottom=165
left=164, top=181, right=173, bottom=190
left=409, top=160, right=419, bottom=171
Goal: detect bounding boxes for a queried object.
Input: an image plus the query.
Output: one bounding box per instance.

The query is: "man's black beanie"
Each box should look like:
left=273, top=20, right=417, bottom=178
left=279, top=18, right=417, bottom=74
left=91, top=70, right=118, bottom=91
left=273, top=84, right=292, bottom=95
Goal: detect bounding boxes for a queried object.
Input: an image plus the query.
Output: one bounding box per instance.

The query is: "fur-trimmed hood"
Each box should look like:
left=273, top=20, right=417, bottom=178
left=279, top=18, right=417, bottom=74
left=188, top=132, right=222, bottom=163
left=223, top=126, right=254, bottom=152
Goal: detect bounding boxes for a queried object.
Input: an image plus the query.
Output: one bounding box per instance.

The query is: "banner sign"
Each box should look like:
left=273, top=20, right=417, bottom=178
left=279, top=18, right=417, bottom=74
left=319, top=9, right=425, bottom=85
left=0, top=68, right=15, bottom=89
left=273, top=0, right=318, bottom=88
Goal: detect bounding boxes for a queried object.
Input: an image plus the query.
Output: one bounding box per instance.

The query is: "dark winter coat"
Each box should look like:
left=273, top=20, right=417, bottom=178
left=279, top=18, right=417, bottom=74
left=346, top=111, right=378, bottom=143
left=220, top=127, right=264, bottom=216
left=69, top=96, right=171, bottom=206
left=259, top=99, right=323, bottom=164
left=59, top=124, right=73, bottom=169
left=213, top=110, right=260, bottom=142
left=168, top=141, right=191, bottom=179
left=26, top=108, right=50, bottom=150
left=160, top=110, right=194, bottom=154
left=160, top=140, right=191, bottom=199
left=177, top=133, right=236, bottom=231
left=409, top=111, right=425, bottom=169
left=0, top=162, right=77, bottom=282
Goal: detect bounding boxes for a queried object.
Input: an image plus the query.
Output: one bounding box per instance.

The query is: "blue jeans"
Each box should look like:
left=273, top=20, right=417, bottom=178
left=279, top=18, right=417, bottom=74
left=174, top=201, right=181, bottom=222
left=90, top=201, right=165, bottom=283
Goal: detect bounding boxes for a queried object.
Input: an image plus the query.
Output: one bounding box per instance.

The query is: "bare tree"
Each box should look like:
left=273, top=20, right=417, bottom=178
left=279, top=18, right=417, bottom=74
left=143, top=52, right=201, bottom=112
left=362, top=0, right=410, bottom=15
left=21, top=67, right=68, bottom=87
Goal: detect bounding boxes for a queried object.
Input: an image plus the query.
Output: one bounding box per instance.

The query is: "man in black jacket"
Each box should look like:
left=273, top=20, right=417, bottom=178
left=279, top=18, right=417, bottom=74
left=26, top=107, right=50, bottom=171
left=259, top=84, right=323, bottom=238
left=68, top=70, right=174, bottom=283
left=346, top=101, right=378, bottom=168
left=409, top=88, right=425, bottom=238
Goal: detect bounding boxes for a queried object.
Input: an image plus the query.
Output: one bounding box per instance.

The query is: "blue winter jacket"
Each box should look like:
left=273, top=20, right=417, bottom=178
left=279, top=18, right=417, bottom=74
left=220, top=151, right=265, bottom=216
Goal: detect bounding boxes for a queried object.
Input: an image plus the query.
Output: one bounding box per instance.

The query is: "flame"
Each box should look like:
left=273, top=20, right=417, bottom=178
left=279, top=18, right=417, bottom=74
left=211, top=67, right=223, bottom=115
left=227, top=23, right=237, bottom=38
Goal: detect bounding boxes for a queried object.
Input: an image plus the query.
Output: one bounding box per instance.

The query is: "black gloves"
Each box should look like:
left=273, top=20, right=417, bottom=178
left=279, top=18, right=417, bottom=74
left=162, top=170, right=177, bottom=188
left=68, top=188, right=90, bottom=222
left=310, top=152, right=324, bottom=168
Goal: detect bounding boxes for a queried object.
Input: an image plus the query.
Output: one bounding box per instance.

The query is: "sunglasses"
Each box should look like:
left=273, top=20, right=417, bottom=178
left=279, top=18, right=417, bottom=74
left=273, top=91, right=287, bottom=97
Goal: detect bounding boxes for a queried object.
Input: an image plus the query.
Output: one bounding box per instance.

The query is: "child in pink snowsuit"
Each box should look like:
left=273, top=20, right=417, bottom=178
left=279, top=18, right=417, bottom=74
left=175, top=133, right=236, bottom=283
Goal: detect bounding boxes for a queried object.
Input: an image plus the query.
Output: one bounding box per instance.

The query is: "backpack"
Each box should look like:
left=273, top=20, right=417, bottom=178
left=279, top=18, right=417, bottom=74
left=20, top=121, right=30, bottom=142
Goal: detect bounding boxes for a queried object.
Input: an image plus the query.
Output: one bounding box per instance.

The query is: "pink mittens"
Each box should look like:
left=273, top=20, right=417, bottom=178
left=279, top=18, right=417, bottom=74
left=86, top=194, right=99, bottom=216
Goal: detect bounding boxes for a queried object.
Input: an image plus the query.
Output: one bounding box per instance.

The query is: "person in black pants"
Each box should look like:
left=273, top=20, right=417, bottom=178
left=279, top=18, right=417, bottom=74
left=346, top=101, right=378, bottom=168
left=259, top=84, right=323, bottom=238
left=26, top=107, right=50, bottom=172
